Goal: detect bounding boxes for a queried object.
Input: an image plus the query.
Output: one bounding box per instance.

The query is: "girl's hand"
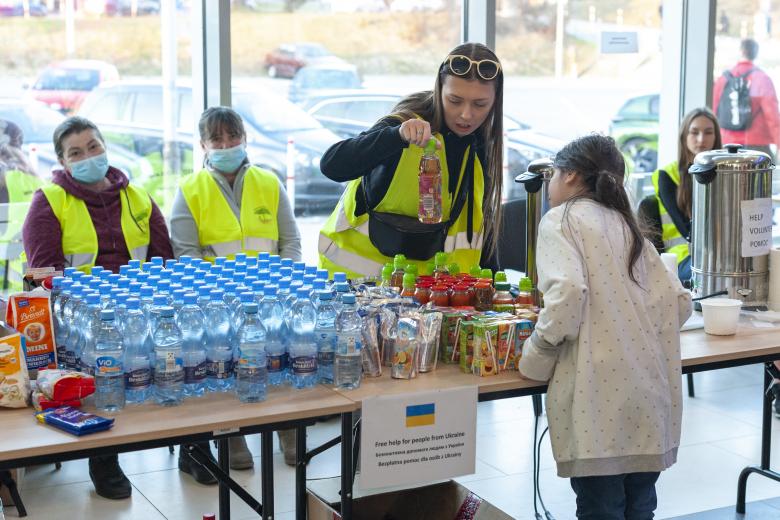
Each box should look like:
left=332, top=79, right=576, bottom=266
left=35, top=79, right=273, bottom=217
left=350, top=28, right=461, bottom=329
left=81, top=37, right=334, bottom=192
left=518, top=370, right=547, bottom=384
left=399, top=119, right=440, bottom=149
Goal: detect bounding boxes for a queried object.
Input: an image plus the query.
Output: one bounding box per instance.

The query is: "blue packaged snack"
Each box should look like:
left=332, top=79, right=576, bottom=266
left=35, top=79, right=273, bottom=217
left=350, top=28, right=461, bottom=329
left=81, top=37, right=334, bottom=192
left=35, top=406, right=115, bottom=436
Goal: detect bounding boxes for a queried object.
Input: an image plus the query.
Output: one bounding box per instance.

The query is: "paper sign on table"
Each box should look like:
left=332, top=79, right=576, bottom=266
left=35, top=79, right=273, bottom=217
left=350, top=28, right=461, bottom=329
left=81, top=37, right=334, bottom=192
left=360, top=386, right=477, bottom=489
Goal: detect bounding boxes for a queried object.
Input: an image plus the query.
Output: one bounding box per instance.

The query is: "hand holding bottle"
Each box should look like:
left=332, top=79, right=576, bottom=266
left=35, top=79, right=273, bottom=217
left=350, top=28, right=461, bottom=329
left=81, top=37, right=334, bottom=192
left=399, top=119, right=441, bottom=149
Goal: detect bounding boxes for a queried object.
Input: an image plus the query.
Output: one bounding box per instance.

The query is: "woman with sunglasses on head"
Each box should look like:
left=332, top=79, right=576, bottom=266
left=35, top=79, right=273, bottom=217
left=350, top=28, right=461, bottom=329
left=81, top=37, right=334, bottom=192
left=318, top=42, right=504, bottom=278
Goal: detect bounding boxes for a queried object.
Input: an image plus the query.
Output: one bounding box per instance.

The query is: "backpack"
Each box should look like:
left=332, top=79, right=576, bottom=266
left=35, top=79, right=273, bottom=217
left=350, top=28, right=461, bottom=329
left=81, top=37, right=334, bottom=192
left=716, top=68, right=754, bottom=131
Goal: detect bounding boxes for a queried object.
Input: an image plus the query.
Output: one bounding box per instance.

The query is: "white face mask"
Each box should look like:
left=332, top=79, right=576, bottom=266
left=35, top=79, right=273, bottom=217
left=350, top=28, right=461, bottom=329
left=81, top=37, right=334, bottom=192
left=68, top=152, right=109, bottom=184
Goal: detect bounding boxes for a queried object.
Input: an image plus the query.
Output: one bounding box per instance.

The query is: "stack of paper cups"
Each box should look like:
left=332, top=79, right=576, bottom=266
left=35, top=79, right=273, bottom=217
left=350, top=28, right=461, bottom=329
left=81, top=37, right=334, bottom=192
left=769, top=248, right=780, bottom=311
left=660, top=253, right=677, bottom=275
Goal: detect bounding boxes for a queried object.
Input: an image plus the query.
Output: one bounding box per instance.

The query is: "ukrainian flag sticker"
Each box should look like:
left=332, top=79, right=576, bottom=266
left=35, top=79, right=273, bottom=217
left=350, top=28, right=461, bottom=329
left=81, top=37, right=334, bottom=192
left=405, top=403, right=435, bottom=427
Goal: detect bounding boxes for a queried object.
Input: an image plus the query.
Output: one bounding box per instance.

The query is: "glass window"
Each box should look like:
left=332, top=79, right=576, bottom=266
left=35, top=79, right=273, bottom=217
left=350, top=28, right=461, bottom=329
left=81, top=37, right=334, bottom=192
left=131, top=90, right=163, bottom=127
left=80, top=91, right=128, bottom=122
left=232, top=0, right=462, bottom=258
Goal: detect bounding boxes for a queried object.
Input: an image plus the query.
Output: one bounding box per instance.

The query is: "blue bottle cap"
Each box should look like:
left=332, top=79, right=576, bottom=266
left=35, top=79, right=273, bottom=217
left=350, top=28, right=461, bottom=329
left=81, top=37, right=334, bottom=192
left=52, top=276, right=64, bottom=288
left=316, top=269, right=329, bottom=280
left=243, top=302, right=258, bottom=314
left=198, top=285, right=212, bottom=297
left=100, top=309, right=115, bottom=321
left=263, top=284, right=278, bottom=296
left=149, top=265, right=163, bottom=276
left=86, top=293, right=101, bottom=305
left=140, top=286, right=154, bottom=298
left=119, top=265, right=130, bottom=276
left=235, top=252, right=247, bottom=263
left=296, top=287, right=311, bottom=298
left=252, top=280, right=266, bottom=292
left=334, top=272, right=347, bottom=283
left=160, top=306, right=175, bottom=318
left=305, top=265, right=317, bottom=275
left=318, top=290, right=333, bottom=300
left=341, top=293, right=356, bottom=304
left=259, top=252, right=270, bottom=261
left=313, top=279, right=326, bottom=290
left=157, top=280, right=171, bottom=293
left=210, top=289, right=225, bottom=300
left=293, top=261, right=305, bottom=272
left=215, top=257, right=227, bottom=266
left=183, top=292, right=198, bottom=305
left=153, top=294, right=168, bottom=305
left=281, top=258, right=293, bottom=268
left=64, top=267, right=78, bottom=277
left=128, top=259, right=141, bottom=269
left=224, top=282, right=239, bottom=295
left=91, top=266, right=104, bottom=276
left=126, top=297, right=140, bottom=310
left=239, top=291, right=255, bottom=303
left=224, top=259, right=236, bottom=270
left=151, top=256, right=164, bottom=265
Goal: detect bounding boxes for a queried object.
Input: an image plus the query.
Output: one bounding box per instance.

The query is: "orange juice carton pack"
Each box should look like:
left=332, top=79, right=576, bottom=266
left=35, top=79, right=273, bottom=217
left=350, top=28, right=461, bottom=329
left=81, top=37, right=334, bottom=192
left=5, top=290, right=57, bottom=372
left=471, top=321, right=498, bottom=377
left=513, top=319, right=535, bottom=370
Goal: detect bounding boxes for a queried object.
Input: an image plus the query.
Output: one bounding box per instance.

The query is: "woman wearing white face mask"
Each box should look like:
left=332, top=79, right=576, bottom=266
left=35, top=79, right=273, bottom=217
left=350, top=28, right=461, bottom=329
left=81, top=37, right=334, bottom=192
left=21, top=117, right=174, bottom=500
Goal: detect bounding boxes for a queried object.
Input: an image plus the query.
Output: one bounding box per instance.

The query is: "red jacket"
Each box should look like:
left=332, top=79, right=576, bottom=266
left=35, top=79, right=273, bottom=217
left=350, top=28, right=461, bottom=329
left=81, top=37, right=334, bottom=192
left=713, top=60, right=780, bottom=147
left=22, top=167, right=174, bottom=273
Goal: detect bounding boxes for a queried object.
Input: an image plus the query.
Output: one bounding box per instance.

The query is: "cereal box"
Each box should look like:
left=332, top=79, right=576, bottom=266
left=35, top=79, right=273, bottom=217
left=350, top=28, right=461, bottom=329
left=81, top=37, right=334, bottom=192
left=5, top=291, right=57, bottom=371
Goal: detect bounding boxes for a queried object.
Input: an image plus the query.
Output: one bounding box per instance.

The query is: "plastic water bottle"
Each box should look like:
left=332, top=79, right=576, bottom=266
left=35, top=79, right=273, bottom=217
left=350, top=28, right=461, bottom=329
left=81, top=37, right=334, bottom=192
left=314, top=290, right=337, bottom=384
left=289, top=287, right=318, bottom=388
left=177, top=292, right=208, bottom=397
left=123, top=298, right=153, bottom=404
left=52, top=277, right=70, bottom=369
left=148, top=294, right=169, bottom=334
left=62, top=284, right=83, bottom=370
left=335, top=293, right=362, bottom=390
left=152, top=306, right=184, bottom=406
left=235, top=303, right=268, bottom=402
left=204, top=289, right=235, bottom=392
left=140, top=285, right=155, bottom=319
left=197, top=284, right=212, bottom=311
left=332, top=280, right=351, bottom=313
left=260, top=284, right=288, bottom=386
left=79, top=293, right=103, bottom=376
left=94, top=309, right=126, bottom=412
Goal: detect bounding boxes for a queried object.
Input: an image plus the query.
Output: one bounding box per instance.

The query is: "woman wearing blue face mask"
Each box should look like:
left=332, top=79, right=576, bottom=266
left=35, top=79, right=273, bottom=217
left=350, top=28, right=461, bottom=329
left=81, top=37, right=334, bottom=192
left=21, top=117, right=174, bottom=500
left=168, top=106, right=302, bottom=472
left=169, top=106, right=301, bottom=262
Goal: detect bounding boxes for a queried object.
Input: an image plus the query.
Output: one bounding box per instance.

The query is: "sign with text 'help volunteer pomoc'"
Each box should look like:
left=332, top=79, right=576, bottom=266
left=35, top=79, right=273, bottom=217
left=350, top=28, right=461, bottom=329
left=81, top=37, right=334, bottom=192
left=360, top=386, right=477, bottom=489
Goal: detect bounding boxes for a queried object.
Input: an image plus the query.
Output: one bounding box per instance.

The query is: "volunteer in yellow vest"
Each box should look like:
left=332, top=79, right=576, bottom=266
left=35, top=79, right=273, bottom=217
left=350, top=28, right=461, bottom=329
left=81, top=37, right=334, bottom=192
left=651, top=108, right=721, bottom=281
left=0, top=119, right=43, bottom=291
left=318, top=42, right=505, bottom=278
left=21, top=116, right=174, bottom=501
left=169, top=106, right=302, bottom=472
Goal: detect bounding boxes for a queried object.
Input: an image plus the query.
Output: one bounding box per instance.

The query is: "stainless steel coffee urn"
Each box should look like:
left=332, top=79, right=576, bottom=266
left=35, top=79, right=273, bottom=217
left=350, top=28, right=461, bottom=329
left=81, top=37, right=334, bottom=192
left=515, top=158, right=554, bottom=306
left=689, top=144, right=774, bottom=305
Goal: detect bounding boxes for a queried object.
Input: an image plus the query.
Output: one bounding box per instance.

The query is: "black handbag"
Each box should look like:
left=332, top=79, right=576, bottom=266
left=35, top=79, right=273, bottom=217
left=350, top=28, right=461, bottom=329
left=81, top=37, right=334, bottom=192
left=365, top=144, right=475, bottom=261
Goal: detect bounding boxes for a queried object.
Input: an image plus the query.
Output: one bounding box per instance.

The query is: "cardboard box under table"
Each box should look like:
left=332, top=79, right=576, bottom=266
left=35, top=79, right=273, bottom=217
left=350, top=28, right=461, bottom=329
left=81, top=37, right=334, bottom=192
left=308, top=477, right=512, bottom=520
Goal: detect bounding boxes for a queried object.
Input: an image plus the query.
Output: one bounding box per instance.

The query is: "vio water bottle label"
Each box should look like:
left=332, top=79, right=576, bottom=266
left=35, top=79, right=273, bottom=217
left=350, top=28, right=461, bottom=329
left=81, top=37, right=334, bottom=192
left=208, top=360, right=234, bottom=379
left=126, top=368, right=152, bottom=389
left=267, top=354, right=286, bottom=373
left=184, top=362, right=208, bottom=384
left=292, top=356, right=317, bottom=374
left=96, top=356, right=123, bottom=375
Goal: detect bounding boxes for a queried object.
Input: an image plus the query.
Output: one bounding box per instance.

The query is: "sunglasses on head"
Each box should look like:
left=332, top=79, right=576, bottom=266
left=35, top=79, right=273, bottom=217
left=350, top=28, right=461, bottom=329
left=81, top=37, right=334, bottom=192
left=444, top=54, right=501, bottom=81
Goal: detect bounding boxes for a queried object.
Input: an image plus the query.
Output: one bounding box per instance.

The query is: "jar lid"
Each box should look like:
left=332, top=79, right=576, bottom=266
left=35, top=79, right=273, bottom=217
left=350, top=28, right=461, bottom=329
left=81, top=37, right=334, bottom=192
left=690, top=144, right=774, bottom=181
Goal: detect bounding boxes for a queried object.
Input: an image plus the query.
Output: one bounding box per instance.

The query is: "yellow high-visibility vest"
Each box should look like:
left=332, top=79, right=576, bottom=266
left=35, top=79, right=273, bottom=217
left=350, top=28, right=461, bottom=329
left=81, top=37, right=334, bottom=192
left=651, top=161, right=689, bottom=265
left=180, top=166, right=280, bottom=262
left=41, top=183, right=152, bottom=273
left=318, top=132, right=485, bottom=278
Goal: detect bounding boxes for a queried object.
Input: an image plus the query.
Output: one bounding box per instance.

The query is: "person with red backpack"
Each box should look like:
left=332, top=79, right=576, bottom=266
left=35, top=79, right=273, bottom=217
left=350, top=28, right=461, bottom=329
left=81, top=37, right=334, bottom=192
left=713, top=38, right=780, bottom=160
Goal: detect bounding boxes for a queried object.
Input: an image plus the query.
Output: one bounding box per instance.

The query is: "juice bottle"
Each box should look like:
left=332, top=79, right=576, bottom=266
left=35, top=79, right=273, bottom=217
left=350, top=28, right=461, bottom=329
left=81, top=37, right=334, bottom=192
left=480, top=268, right=493, bottom=282
left=450, top=283, right=472, bottom=307
left=447, top=263, right=461, bottom=276
left=494, top=271, right=507, bottom=283
left=433, top=252, right=449, bottom=278
left=405, top=264, right=419, bottom=281
left=469, top=265, right=482, bottom=278
left=418, top=138, right=442, bottom=224
left=473, top=279, right=494, bottom=311
left=516, top=277, right=534, bottom=308
left=414, top=282, right=432, bottom=305
left=401, top=272, right=416, bottom=298
left=390, top=254, right=406, bottom=289
left=380, top=263, right=393, bottom=288
left=430, top=284, right=450, bottom=307
left=492, top=282, right=515, bottom=312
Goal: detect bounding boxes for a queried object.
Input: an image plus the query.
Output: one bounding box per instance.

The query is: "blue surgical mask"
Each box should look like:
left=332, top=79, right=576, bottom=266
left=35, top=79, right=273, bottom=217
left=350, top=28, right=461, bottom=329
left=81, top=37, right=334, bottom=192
left=68, top=152, right=109, bottom=184
left=208, top=143, right=247, bottom=173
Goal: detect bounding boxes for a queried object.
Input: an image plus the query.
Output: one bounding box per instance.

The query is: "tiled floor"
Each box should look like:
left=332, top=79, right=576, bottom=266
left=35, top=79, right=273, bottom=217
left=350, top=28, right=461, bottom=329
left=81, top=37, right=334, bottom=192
left=5, top=364, right=780, bottom=519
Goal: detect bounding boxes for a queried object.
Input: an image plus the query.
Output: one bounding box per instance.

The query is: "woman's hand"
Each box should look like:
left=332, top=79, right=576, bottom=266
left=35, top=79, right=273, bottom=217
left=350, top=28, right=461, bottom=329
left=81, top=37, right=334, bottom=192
left=399, top=119, right=440, bottom=149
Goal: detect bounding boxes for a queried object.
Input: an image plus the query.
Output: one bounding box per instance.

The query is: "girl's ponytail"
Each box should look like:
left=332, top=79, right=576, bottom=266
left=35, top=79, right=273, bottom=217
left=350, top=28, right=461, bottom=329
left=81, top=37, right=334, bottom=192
left=554, top=135, right=646, bottom=284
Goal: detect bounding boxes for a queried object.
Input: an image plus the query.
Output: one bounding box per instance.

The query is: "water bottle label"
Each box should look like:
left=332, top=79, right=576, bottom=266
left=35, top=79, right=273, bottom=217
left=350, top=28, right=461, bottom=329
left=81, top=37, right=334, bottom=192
left=96, top=356, right=123, bottom=375
left=165, top=351, right=178, bottom=372
left=64, top=350, right=76, bottom=368
left=207, top=359, right=234, bottom=379
left=184, top=361, right=208, bottom=384
left=80, top=360, right=95, bottom=376
left=126, top=368, right=152, bottom=389
left=267, top=354, right=286, bottom=373
left=340, top=335, right=362, bottom=354
left=154, top=366, right=184, bottom=387
left=292, top=355, right=317, bottom=374
left=318, top=350, right=334, bottom=365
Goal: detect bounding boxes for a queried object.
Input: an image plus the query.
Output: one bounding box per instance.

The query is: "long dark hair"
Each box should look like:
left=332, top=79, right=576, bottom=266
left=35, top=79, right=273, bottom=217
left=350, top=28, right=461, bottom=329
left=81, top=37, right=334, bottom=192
left=676, top=107, right=721, bottom=220
left=381, top=42, right=504, bottom=257
left=554, top=134, right=645, bottom=284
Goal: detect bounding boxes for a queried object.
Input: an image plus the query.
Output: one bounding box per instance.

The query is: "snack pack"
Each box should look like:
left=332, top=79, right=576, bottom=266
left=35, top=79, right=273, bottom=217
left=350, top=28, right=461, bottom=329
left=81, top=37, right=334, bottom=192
left=35, top=406, right=114, bottom=436
left=5, top=290, right=57, bottom=371
left=36, top=369, right=96, bottom=401
left=0, top=329, right=31, bottom=408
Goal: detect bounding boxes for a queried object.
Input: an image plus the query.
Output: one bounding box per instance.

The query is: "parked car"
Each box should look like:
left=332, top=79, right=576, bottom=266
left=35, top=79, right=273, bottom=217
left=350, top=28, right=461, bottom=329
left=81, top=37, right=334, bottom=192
left=77, top=80, right=344, bottom=215
left=609, top=93, right=659, bottom=173
left=27, top=60, right=120, bottom=115
left=0, top=1, right=47, bottom=16
left=289, top=63, right=362, bottom=105
left=104, top=0, right=161, bottom=15
left=301, top=89, right=563, bottom=201
left=263, top=42, right=333, bottom=79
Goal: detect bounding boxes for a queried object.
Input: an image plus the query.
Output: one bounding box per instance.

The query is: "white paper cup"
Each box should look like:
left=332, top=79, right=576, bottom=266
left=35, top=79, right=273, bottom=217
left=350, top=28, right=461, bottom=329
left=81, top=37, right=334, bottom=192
left=700, top=298, right=742, bottom=335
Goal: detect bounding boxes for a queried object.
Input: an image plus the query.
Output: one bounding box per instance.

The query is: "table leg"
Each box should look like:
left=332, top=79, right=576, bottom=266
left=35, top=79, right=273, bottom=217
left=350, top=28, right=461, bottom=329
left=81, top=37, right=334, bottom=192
left=261, top=431, right=274, bottom=520
left=217, top=438, right=230, bottom=520
left=341, top=412, right=353, bottom=520
left=736, top=363, right=780, bottom=513
left=295, top=424, right=307, bottom=520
